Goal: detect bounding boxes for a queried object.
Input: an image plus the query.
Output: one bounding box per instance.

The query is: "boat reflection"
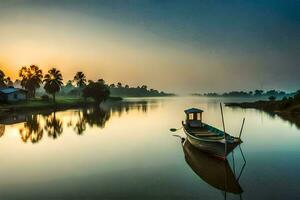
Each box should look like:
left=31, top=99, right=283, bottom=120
left=182, top=139, right=245, bottom=198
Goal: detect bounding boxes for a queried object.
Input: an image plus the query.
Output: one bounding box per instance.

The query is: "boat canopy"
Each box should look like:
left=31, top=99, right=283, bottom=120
left=184, top=108, right=204, bottom=114
left=184, top=108, right=204, bottom=127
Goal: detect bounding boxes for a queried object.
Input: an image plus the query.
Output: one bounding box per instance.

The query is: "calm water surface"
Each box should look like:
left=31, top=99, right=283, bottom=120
left=0, top=97, right=299, bottom=200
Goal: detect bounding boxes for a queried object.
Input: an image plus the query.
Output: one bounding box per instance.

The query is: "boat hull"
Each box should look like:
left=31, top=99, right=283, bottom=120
left=183, top=127, right=241, bottom=159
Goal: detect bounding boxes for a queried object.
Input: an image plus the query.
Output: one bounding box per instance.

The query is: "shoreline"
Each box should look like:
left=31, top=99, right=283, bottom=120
left=226, top=100, right=300, bottom=128
left=0, top=96, right=122, bottom=117
left=225, top=101, right=300, bottom=114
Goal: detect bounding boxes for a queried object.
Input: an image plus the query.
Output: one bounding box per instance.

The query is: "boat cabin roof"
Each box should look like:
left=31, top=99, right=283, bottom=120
left=184, top=108, right=204, bottom=114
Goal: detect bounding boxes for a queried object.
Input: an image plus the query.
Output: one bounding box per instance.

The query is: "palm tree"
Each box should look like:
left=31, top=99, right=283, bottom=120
left=73, top=71, right=86, bottom=88
left=18, top=65, right=43, bottom=97
left=43, top=68, right=63, bottom=103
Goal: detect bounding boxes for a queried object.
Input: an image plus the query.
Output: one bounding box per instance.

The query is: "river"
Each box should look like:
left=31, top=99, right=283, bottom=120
left=0, top=97, right=299, bottom=199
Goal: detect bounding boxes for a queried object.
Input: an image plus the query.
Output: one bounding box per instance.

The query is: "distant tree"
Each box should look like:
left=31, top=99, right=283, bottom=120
left=266, top=90, right=277, bottom=97
left=254, top=90, right=264, bottom=96
left=61, top=80, right=74, bottom=95
left=125, top=84, right=129, bottom=89
left=98, top=79, right=105, bottom=85
left=293, top=92, right=300, bottom=103
left=279, top=91, right=286, bottom=96
left=109, top=83, right=116, bottom=88
left=43, top=68, right=63, bottom=103
left=73, top=72, right=86, bottom=88
left=0, top=70, right=7, bottom=88
left=82, top=80, right=110, bottom=105
left=269, top=96, right=276, bottom=101
left=6, top=77, right=14, bottom=87
left=18, top=65, right=43, bottom=97
left=117, top=82, right=122, bottom=88
left=65, top=80, right=73, bottom=88
left=141, top=85, right=148, bottom=90
left=282, top=97, right=288, bottom=101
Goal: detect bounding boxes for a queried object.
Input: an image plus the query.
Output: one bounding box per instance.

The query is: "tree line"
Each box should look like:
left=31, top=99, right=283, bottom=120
left=1, top=66, right=173, bottom=104
left=193, top=89, right=299, bottom=99
left=0, top=66, right=109, bottom=104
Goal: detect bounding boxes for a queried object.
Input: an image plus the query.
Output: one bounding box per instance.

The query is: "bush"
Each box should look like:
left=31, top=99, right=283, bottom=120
left=269, top=96, right=276, bottom=101
left=282, top=97, right=287, bottom=101
left=82, top=80, right=110, bottom=104
left=41, top=94, right=50, bottom=102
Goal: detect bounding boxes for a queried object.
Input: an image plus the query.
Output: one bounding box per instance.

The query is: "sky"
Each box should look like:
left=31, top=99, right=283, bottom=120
left=0, top=0, right=299, bottom=93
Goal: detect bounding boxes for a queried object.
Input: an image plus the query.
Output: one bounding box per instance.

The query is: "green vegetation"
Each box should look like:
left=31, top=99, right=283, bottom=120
left=108, top=83, right=175, bottom=97
left=226, top=92, right=300, bottom=113
left=193, top=89, right=296, bottom=99
left=1, top=65, right=173, bottom=115
left=83, top=80, right=110, bottom=104
left=226, top=92, right=300, bottom=129
left=0, top=69, right=12, bottom=88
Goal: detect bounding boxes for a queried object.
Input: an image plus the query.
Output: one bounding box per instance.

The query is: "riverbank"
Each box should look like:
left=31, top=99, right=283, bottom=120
left=0, top=96, right=122, bottom=117
left=226, top=100, right=300, bottom=113
left=226, top=95, right=300, bottom=128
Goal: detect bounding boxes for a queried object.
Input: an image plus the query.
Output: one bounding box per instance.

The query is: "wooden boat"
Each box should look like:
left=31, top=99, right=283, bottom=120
left=182, top=139, right=243, bottom=194
left=182, top=108, right=242, bottom=159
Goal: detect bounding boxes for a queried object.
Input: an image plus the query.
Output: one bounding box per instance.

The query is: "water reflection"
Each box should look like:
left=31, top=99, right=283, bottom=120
left=277, top=113, right=300, bottom=129
left=228, top=106, right=300, bottom=130
left=69, top=107, right=111, bottom=135
left=73, top=111, right=86, bottom=135
left=82, top=107, right=111, bottom=128
left=107, top=100, right=157, bottom=116
left=182, top=139, right=244, bottom=198
left=0, top=100, right=158, bottom=143
left=19, top=115, right=44, bottom=143
left=0, top=124, right=5, bottom=137
left=44, top=112, right=63, bottom=139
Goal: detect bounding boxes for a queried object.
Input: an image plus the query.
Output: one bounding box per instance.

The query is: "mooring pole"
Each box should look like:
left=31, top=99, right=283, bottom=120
left=220, top=103, right=227, bottom=159
left=239, top=118, right=245, bottom=139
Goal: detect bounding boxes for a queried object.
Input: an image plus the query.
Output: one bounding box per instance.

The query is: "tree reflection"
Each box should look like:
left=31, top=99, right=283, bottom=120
left=2, top=99, right=159, bottom=143
left=0, top=124, right=5, bottom=137
left=82, top=107, right=110, bottom=128
left=109, top=100, right=157, bottom=116
left=74, top=111, right=86, bottom=135
left=44, top=112, right=63, bottom=139
left=19, top=115, right=43, bottom=143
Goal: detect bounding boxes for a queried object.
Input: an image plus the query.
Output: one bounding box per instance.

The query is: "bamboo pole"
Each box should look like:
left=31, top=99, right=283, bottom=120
left=220, top=103, right=227, bottom=159
left=239, top=118, right=245, bottom=139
